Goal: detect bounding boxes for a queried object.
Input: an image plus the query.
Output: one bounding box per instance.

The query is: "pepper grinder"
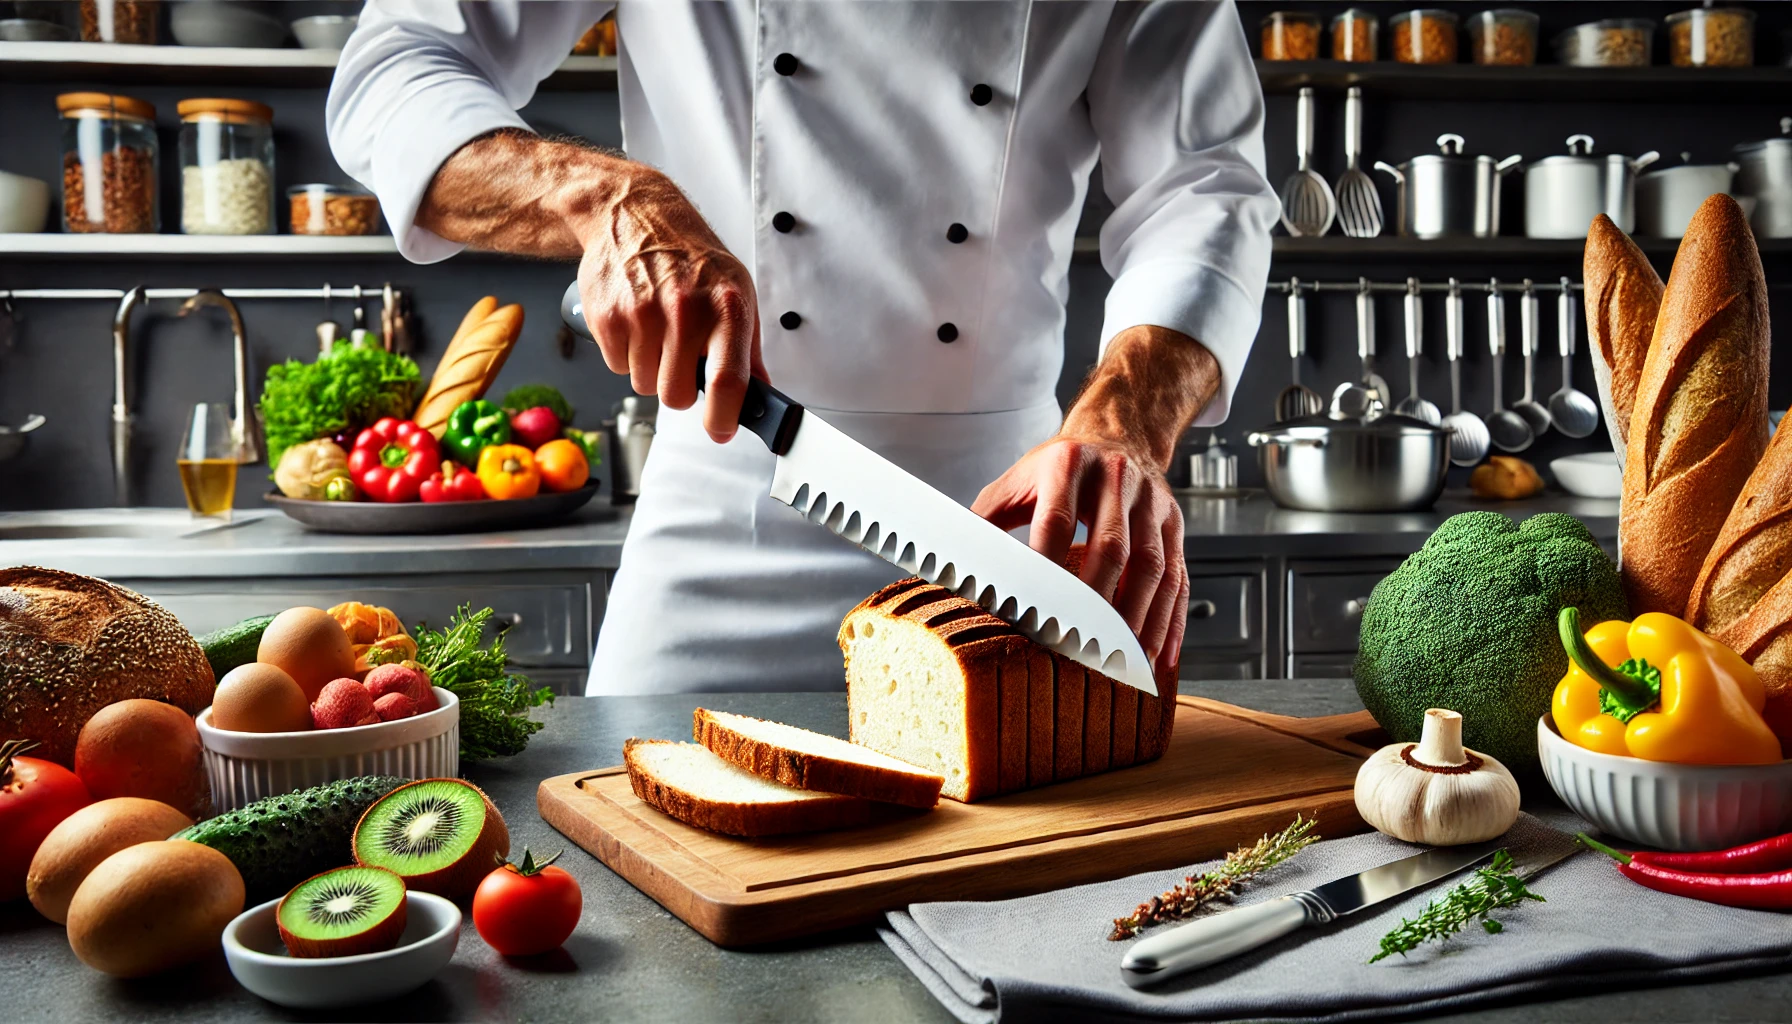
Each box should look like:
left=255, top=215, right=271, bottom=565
left=1187, top=430, right=1238, bottom=492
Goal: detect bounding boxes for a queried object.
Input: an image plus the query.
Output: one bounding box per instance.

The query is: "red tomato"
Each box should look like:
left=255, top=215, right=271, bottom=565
left=0, top=740, right=92, bottom=902
left=472, top=849, right=582, bottom=956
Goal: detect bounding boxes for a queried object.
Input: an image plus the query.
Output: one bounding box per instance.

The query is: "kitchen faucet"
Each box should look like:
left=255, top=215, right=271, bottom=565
left=178, top=289, right=260, bottom=466
left=111, top=285, right=145, bottom=505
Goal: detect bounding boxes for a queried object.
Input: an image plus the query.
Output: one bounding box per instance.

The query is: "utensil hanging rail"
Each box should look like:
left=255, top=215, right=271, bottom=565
left=0, top=285, right=398, bottom=301
left=1279, top=278, right=1581, bottom=295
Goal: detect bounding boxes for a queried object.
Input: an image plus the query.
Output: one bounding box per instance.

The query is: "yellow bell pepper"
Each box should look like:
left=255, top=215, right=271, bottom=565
left=1553, top=607, right=1781, bottom=765
left=476, top=444, right=541, bottom=500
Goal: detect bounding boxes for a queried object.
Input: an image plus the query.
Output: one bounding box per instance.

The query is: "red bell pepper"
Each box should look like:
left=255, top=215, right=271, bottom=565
left=420, top=460, right=487, bottom=502
left=348, top=417, right=440, bottom=502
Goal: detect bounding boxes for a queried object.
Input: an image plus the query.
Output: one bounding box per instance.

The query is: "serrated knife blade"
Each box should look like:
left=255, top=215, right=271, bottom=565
left=559, top=281, right=1154, bottom=694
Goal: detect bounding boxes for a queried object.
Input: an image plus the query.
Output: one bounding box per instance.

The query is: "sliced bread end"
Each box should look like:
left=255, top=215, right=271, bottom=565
left=694, top=708, right=944, bottom=809
left=623, top=739, right=874, bottom=838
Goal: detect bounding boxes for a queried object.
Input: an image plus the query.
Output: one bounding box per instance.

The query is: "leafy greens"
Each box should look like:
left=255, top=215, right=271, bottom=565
left=258, top=342, right=421, bottom=471
left=415, top=605, right=555, bottom=761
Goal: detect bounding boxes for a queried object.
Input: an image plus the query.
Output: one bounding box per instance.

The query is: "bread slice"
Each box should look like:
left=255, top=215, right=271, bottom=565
left=1620, top=194, right=1771, bottom=616
left=623, top=739, right=873, bottom=837
left=1584, top=214, right=1664, bottom=465
left=691, top=708, right=943, bottom=808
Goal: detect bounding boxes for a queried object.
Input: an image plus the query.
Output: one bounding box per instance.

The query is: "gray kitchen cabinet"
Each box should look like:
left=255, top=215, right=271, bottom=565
left=1283, top=559, right=1401, bottom=678
left=1180, top=563, right=1267, bottom=683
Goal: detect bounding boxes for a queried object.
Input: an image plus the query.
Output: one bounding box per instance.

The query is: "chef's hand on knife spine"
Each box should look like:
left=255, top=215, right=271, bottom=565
left=416, top=129, right=766, bottom=443
left=973, top=326, right=1220, bottom=676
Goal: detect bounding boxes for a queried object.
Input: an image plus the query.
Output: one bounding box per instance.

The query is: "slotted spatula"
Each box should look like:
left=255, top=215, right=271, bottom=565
left=1336, top=87, right=1382, bottom=238
left=1279, top=87, right=1335, bottom=237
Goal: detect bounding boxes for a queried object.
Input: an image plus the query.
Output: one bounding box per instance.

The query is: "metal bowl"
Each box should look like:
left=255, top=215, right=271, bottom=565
left=1247, top=411, right=1451, bottom=513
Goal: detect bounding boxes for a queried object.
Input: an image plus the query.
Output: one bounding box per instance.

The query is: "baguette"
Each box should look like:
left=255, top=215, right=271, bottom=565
left=1583, top=215, right=1664, bottom=466
left=414, top=303, right=524, bottom=436
left=1619, top=194, right=1771, bottom=617
left=448, top=295, right=498, bottom=349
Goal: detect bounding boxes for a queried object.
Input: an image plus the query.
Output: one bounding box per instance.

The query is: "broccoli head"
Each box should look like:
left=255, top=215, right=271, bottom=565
left=1353, top=511, right=1626, bottom=774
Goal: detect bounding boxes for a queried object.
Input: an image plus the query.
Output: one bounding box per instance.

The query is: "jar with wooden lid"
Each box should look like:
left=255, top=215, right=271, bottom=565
left=79, top=0, right=159, bottom=44
left=1331, top=9, right=1379, bottom=61
left=1667, top=7, right=1754, bottom=67
left=287, top=184, right=382, bottom=236
left=1555, top=18, right=1655, bottom=67
left=56, top=92, right=159, bottom=234
left=1391, top=9, right=1459, bottom=64
left=178, top=98, right=275, bottom=236
left=1261, top=12, right=1320, bottom=61
left=1467, top=9, right=1538, bottom=65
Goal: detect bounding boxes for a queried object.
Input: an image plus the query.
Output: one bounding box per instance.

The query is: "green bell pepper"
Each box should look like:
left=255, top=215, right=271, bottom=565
left=444, top=399, right=513, bottom=466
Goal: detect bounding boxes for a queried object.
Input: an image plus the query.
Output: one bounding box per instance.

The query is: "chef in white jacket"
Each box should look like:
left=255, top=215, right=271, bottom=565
left=329, top=1, right=1276, bottom=695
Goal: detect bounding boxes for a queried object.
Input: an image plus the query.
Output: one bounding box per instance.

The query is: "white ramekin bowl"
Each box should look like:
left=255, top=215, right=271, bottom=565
left=1537, top=715, right=1792, bottom=850
left=197, top=687, right=459, bottom=811
left=222, top=891, right=460, bottom=1009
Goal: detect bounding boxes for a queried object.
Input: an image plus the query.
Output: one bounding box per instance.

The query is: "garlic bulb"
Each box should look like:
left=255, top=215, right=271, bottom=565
left=1354, top=708, right=1520, bottom=846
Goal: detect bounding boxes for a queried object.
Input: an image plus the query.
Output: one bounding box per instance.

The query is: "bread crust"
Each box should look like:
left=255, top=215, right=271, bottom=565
left=1053, top=658, right=1085, bottom=781
left=1620, top=195, right=1771, bottom=616
left=1025, top=646, right=1055, bottom=787
left=1110, top=677, right=1138, bottom=768
left=1584, top=214, right=1664, bottom=451
left=624, top=739, right=873, bottom=838
left=0, top=567, right=215, bottom=765
left=692, top=709, right=942, bottom=809
left=997, top=659, right=1029, bottom=794
left=414, top=303, right=524, bottom=436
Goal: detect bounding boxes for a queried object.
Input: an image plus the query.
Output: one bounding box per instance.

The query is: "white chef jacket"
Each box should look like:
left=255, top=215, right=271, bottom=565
left=329, top=0, right=1277, bottom=695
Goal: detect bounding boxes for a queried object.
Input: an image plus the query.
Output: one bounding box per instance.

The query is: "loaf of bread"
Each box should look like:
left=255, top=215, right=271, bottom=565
left=0, top=567, right=215, bottom=765
left=1619, top=194, right=1771, bottom=617
left=838, top=576, right=1174, bottom=803
left=1583, top=214, right=1664, bottom=467
left=413, top=301, right=524, bottom=436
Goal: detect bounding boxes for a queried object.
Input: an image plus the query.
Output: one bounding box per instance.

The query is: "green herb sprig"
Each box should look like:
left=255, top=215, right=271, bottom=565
left=1369, top=850, right=1544, bottom=962
left=1110, top=815, right=1319, bottom=940
left=415, top=605, right=555, bottom=760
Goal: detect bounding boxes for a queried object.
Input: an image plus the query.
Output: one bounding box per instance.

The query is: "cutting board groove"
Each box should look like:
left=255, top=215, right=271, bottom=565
left=540, top=697, right=1377, bottom=946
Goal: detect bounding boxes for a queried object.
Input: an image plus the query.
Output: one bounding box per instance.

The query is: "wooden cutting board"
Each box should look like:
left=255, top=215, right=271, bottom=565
left=538, top=696, right=1383, bottom=947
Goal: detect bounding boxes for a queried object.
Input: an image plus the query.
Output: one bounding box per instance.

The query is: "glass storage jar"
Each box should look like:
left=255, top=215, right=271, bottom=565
left=1331, top=9, right=1379, bottom=61
left=79, top=0, right=159, bottom=43
left=1467, top=9, right=1538, bottom=65
left=1555, top=19, right=1655, bottom=67
left=57, top=92, right=158, bottom=234
left=1667, top=7, right=1754, bottom=67
left=288, top=184, right=382, bottom=236
left=1260, top=12, right=1320, bottom=61
left=1391, top=9, right=1459, bottom=64
left=178, top=98, right=275, bottom=236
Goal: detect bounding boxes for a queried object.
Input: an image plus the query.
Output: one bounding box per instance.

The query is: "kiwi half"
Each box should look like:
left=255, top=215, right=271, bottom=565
left=352, top=779, right=509, bottom=898
left=276, top=865, right=407, bottom=958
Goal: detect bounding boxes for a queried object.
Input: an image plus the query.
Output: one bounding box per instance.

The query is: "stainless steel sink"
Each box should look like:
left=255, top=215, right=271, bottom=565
left=0, top=509, right=257, bottom=542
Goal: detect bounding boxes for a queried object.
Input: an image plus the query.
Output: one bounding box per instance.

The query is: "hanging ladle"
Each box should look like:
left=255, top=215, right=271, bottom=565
left=1275, top=279, right=1323, bottom=422
left=1485, top=281, right=1535, bottom=453
left=1548, top=277, right=1600, bottom=438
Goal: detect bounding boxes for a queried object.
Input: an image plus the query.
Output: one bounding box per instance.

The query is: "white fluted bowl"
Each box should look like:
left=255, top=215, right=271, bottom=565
left=1538, top=715, right=1792, bottom=850
left=197, top=687, right=458, bottom=812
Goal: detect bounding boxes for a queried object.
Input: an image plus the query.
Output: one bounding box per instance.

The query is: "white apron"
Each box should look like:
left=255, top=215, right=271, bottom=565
left=588, top=399, right=1062, bottom=694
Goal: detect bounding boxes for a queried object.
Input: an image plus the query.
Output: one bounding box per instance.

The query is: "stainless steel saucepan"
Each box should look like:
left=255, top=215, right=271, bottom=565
left=1247, top=393, right=1452, bottom=513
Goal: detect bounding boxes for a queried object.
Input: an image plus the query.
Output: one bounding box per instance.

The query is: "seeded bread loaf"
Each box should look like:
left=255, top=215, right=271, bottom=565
left=838, top=576, right=1174, bottom=803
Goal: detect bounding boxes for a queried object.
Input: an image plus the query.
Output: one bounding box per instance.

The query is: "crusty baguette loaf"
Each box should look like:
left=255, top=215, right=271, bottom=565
left=448, top=295, right=498, bottom=349
left=1584, top=214, right=1664, bottom=467
left=414, top=303, right=524, bottom=436
left=691, top=707, right=943, bottom=808
left=624, top=738, right=873, bottom=837
left=1619, top=194, right=1771, bottom=617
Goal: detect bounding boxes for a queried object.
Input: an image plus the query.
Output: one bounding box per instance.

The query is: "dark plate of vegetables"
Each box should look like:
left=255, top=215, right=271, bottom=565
left=265, top=482, right=605, bottom=535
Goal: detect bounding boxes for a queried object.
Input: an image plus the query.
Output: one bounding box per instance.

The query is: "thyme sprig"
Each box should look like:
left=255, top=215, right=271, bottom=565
left=1369, top=850, right=1544, bottom=963
left=1109, top=815, right=1319, bottom=940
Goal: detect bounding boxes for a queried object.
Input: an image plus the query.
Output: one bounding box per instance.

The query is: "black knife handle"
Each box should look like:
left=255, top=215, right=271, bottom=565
left=697, top=356, right=804, bottom=456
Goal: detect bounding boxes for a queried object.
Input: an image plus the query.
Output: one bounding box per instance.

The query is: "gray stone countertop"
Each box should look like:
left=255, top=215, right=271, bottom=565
left=0, top=490, right=1615, bottom=579
left=3, top=681, right=1783, bottom=1024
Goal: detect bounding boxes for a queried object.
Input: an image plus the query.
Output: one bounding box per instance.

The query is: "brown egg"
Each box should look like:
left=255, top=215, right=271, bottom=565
left=211, top=662, right=313, bottom=733
left=256, top=607, right=356, bottom=702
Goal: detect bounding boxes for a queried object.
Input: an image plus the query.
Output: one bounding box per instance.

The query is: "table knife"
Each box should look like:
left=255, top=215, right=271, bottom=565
left=1120, top=838, right=1577, bottom=988
left=561, top=284, right=1156, bottom=694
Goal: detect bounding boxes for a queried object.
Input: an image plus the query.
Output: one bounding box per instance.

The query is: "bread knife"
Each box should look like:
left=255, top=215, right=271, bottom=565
left=1120, top=838, right=1578, bottom=988
left=561, top=283, right=1156, bottom=694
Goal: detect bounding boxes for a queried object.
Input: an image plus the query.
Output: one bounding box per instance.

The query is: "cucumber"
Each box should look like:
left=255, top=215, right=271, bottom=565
left=175, top=775, right=409, bottom=903
left=196, top=613, right=277, bottom=680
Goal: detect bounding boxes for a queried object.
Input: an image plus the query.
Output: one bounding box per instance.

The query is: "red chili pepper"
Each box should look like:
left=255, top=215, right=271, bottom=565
left=419, top=460, right=487, bottom=503
left=347, top=417, right=441, bottom=503
left=1579, top=833, right=1792, bottom=910
left=1630, top=832, right=1792, bottom=875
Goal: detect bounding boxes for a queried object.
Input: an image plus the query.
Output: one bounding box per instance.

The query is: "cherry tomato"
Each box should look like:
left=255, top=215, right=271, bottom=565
left=473, top=848, right=582, bottom=956
left=0, top=740, right=92, bottom=902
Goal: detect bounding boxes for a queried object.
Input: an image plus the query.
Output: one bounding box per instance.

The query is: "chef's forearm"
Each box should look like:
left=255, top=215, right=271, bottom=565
left=1059, top=326, right=1219, bottom=471
left=416, top=129, right=674, bottom=258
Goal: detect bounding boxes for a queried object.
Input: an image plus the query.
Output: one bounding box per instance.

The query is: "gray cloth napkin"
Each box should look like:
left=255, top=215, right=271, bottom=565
left=880, top=812, right=1792, bottom=1023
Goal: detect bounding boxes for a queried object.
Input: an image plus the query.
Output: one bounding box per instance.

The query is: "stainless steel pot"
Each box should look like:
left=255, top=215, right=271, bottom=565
left=1375, top=134, right=1522, bottom=239
left=1524, top=134, right=1658, bottom=238
left=1637, top=154, right=1740, bottom=237
left=1734, top=118, right=1792, bottom=239
left=1247, top=396, right=1452, bottom=513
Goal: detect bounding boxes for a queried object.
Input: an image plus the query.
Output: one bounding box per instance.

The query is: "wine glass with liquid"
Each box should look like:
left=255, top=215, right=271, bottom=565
left=178, top=402, right=237, bottom=518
